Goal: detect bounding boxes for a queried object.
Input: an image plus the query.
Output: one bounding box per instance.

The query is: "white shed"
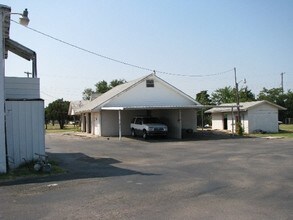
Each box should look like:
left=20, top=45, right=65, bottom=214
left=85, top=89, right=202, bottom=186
left=205, top=101, right=286, bottom=134
left=71, top=74, right=202, bottom=139
left=4, top=77, right=45, bottom=169
left=0, top=4, right=43, bottom=172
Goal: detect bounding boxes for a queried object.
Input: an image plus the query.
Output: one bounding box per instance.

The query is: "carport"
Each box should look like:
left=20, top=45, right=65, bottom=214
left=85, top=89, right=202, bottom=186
left=73, top=74, right=203, bottom=139
left=101, top=105, right=200, bottom=139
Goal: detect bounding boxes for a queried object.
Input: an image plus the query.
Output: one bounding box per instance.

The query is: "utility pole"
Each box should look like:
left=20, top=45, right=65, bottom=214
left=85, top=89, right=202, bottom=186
left=234, top=67, right=241, bottom=134
left=24, top=71, right=31, bottom=78
left=281, top=72, right=285, bottom=94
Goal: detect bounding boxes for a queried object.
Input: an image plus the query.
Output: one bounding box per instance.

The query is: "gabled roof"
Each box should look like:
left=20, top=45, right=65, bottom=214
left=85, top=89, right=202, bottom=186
left=205, top=100, right=286, bottom=113
left=68, top=100, right=90, bottom=115
left=75, top=74, right=201, bottom=114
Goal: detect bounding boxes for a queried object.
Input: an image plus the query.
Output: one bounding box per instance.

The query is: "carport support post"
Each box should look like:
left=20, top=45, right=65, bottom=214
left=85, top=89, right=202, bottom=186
left=179, top=109, right=182, bottom=139
left=118, top=110, right=121, bottom=140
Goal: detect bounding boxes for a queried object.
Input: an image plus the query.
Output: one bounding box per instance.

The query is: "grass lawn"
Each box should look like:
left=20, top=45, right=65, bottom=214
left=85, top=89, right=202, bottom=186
left=1, top=124, right=72, bottom=180
left=45, top=124, right=80, bottom=133
left=0, top=160, right=65, bottom=181
left=250, top=124, right=293, bottom=139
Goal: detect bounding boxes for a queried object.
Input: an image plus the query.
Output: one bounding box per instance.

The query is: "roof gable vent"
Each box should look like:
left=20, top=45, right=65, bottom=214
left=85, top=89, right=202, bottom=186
left=146, top=79, right=154, bottom=88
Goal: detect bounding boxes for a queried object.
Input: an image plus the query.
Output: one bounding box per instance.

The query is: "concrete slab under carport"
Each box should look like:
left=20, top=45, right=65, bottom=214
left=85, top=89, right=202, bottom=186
left=100, top=107, right=198, bottom=139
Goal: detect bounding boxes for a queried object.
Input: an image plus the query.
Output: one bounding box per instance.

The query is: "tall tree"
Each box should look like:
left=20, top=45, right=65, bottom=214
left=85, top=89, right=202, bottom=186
left=82, top=88, right=94, bottom=100
left=258, top=87, right=284, bottom=103
left=211, top=86, right=235, bottom=105
left=46, top=99, right=70, bottom=129
left=284, top=91, right=293, bottom=122
left=239, top=87, right=255, bottom=102
left=257, top=87, right=289, bottom=122
left=211, top=86, right=256, bottom=105
left=196, top=90, right=213, bottom=126
left=95, top=80, right=109, bottom=94
left=196, top=90, right=213, bottom=105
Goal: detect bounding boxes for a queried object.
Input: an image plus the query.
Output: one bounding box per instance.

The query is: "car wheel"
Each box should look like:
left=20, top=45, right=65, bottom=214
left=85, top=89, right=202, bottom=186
left=131, top=129, right=136, bottom=137
left=142, top=130, right=147, bottom=139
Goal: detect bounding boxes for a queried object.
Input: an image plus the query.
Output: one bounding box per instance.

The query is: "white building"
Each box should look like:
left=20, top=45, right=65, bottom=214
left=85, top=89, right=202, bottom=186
left=70, top=74, right=202, bottom=139
left=205, top=101, right=286, bottom=134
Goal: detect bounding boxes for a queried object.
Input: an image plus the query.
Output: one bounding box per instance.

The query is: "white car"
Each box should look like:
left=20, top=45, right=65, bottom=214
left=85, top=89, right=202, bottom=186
left=130, top=116, right=168, bottom=139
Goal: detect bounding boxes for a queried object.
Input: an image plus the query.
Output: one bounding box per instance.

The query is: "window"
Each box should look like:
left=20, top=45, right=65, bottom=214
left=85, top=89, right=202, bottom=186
left=146, top=79, right=154, bottom=87
left=135, top=118, right=142, bottom=125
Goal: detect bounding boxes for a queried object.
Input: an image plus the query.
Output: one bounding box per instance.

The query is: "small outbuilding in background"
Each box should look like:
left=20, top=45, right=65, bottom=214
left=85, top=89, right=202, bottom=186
left=205, top=100, right=286, bottom=134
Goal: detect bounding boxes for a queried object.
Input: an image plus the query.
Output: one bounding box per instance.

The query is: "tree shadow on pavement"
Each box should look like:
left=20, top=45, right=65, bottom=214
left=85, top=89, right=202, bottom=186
left=0, top=152, right=158, bottom=186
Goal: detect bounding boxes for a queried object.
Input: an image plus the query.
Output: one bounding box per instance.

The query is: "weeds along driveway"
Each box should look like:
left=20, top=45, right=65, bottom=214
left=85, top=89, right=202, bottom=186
left=0, top=133, right=292, bottom=220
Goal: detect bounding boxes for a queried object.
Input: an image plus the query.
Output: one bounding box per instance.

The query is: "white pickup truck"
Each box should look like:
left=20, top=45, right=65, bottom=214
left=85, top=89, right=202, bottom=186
left=130, top=116, right=168, bottom=139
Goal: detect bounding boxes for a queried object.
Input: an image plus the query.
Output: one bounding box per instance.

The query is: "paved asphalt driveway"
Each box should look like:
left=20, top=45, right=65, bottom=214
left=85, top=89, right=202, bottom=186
left=0, top=133, right=292, bottom=219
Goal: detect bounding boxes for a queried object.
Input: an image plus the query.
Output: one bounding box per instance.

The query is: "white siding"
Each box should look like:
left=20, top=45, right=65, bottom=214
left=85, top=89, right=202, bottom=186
left=227, top=114, right=233, bottom=131
left=5, top=100, right=45, bottom=169
left=101, top=111, right=119, bottom=136
left=247, top=104, right=279, bottom=133
left=210, top=103, right=280, bottom=134
left=212, top=113, right=223, bottom=130
left=226, top=112, right=247, bottom=133
left=5, top=77, right=40, bottom=99
left=242, top=113, right=249, bottom=133
left=92, top=112, right=101, bottom=136
left=104, top=78, right=195, bottom=108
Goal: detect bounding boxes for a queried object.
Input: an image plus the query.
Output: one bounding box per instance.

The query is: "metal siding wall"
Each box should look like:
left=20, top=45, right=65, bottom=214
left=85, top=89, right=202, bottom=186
left=5, top=77, right=40, bottom=99
left=6, top=101, right=45, bottom=169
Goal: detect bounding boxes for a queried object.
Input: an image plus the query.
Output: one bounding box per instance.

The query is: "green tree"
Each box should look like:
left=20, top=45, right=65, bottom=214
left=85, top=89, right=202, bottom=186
left=94, top=79, right=127, bottom=94
left=46, top=99, right=70, bottom=129
left=196, top=90, right=213, bottom=105
left=257, top=87, right=290, bottom=122
left=211, top=86, right=235, bottom=105
left=239, top=87, right=255, bottom=102
left=44, top=108, right=50, bottom=129
left=258, top=87, right=284, bottom=103
left=82, top=88, right=94, bottom=100
left=109, top=79, right=127, bottom=88
left=211, top=86, right=256, bottom=105
left=95, top=80, right=109, bottom=94
left=196, top=90, right=213, bottom=126
left=284, top=91, right=293, bottom=122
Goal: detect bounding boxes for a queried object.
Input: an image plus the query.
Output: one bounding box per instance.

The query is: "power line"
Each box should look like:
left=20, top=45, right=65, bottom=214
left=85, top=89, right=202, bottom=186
left=11, top=19, right=234, bottom=78
left=40, top=91, right=60, bottom=100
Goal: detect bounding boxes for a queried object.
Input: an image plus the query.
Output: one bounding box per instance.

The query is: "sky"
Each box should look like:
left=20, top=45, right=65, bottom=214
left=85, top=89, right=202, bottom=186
left=2, top=0, right=293, bottom=105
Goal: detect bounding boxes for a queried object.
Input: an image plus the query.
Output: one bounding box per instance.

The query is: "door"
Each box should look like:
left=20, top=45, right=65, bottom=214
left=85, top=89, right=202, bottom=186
left=223, top=114, right=228, bottom=130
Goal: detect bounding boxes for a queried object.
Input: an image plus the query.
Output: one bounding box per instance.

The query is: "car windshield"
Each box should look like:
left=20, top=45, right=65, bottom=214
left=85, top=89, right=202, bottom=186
left=143, top=117, right=161, bottom=124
